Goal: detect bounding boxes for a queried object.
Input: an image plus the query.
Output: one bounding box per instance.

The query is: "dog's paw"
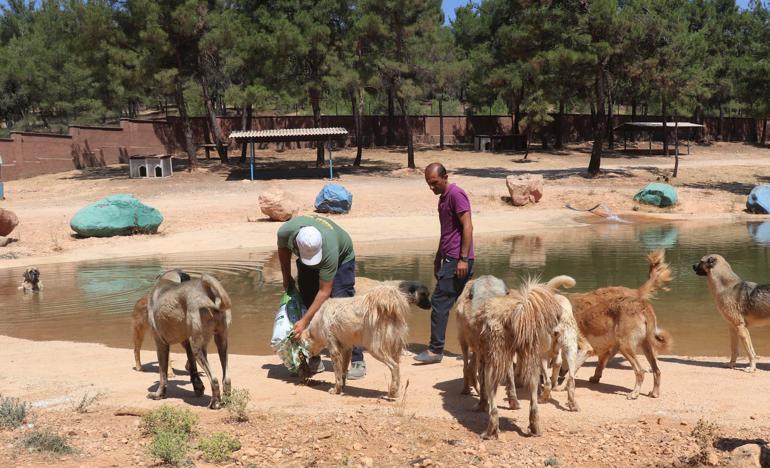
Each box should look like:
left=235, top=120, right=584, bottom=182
left=508, top=400, right=521, bottom=410
left=528, top=426, right=542, bottom=437
left=208, top=399, right=221, bottom=410
left=328, top=387, right=342, bottom=395
left=460, top=387, right=472, bottom=395
left=588, top=376, right=601, bottom=384
left=473, top=401, right=488, bottom=412
left=723, top=361, right=737, bottom=369
left=626, top=392, right=640, bottom=400
left=481, top=430, right=499, bottom=440
left=568, top=402, right=580, bottom=412
left=147, top=391, right=165, bottom=401
left=744, top=367, right=757, bottom=374
left=647, top=390, right=660, bottom=398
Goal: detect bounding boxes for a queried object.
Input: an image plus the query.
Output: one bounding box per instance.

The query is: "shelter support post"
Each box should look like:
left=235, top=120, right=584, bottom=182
left=250, top=141, right=255, bottom=181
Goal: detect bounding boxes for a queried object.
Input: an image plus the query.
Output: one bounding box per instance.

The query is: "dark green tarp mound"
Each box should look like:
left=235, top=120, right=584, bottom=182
left=70, top=194, right=163, bottom=238
left=633, top=183, right=678, bottom=207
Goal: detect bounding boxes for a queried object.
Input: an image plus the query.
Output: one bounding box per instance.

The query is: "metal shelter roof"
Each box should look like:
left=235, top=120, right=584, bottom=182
left=229, top=127, right=348, bottom=142
left=614, top=121, right=704, bottom=131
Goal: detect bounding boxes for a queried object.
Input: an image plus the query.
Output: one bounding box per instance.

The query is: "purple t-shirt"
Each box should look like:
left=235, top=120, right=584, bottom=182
left=438, top=183, right=474, bottom=259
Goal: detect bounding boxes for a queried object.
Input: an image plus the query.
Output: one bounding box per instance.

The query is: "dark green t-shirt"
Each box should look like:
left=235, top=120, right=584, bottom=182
left=276, top=215, right=355, bottom=281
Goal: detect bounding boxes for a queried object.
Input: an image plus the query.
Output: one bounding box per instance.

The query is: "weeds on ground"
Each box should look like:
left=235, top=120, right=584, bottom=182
left=23, top=430, right=72, bottom=454
left=141, top=404, right=198, bottom=436
left=393, top=379, right=414, bottom=418
left=222, top=388, right=251, bottom=422
left=72, top=390, right=103, bottom=414
left=0, top=395, right=29, bottom=429
left=691, top=418, right=721, bottom=463
left=197, top=432, right=241, bottom=463
left=149, top=430, right=188, bottom=465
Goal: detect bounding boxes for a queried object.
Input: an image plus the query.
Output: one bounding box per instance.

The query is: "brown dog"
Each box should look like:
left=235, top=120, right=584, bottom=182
left=19, top=267, right=43, bottom=292
left=302, top=284, right=409, bottom=399
left=474, top=277, right=566, bottom=438
left=568, top=250, right=673, bottom=399
left=694, top=254, right=770, bottom=372
left=132, top=295, right=190, bottom=377
left=147, top=270, right=232, bottom=409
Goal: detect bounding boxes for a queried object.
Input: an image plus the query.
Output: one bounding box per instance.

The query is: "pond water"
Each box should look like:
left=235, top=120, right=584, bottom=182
left=2, top=220, right=770, bottom=357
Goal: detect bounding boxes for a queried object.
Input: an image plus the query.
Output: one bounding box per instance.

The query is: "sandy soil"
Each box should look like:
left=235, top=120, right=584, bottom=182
left=1, top=141, right=769, bottom=268
left=2, top=142, right=770, bottom=466
left=0, top=336, right=769, bottom=467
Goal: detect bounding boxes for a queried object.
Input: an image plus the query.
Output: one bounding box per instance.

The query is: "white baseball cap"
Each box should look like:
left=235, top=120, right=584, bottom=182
left=296, top=226, right=323, bottom=266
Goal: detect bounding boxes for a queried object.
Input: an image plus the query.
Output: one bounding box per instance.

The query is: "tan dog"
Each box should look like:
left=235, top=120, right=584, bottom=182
left=132, top=294, right=191, bottom=377
left=474, top=277, right=565, bottom=438
left=355, top=277, right=431, bottom=309
left=694, top=254, right=770, bottom=372
left=302, top=284, right=409, bottom=399
left=568, top=250, right=673, bottom=399
left=147, top=270, right=232, bottom=409
left=19, top=267, right=43, bottom=292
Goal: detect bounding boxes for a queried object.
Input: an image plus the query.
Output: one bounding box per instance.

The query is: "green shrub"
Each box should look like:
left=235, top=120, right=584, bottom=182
left=0, top=396, right=29, bottom=429
left=23, top=430, right=72, bottom=454
left=149, top=430, right=188, bottom=465
left=141, top=404, right=197, bottom=436
left=73, top=390, right=103, bottom=414
left=222, top=388, right=251, bottom=423
left=198, top=432, right=241, bottom=463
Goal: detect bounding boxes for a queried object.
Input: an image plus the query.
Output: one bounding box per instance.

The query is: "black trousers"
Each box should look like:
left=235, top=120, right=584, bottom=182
left=297, top=259, right=364, bottom=362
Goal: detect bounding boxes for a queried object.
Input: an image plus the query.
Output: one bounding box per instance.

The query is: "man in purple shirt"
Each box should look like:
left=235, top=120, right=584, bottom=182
left=414, top=162, right=475, bottom=364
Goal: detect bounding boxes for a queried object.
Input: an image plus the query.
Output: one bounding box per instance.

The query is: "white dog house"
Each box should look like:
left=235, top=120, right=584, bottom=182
left=129, top=155, right=173, bottom=178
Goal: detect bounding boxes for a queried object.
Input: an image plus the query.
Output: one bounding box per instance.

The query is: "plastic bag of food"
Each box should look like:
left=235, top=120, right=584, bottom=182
left=270, top=285, right=310, bottom=375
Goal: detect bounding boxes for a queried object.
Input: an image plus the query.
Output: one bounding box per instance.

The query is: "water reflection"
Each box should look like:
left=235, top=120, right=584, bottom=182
left=747, top=221, right=770, bottom=246
left=1, top=222, right=770, bottom=357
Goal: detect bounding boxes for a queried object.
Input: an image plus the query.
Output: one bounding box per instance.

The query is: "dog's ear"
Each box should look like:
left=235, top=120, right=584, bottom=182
left=706, top=256, right=718, bottom=268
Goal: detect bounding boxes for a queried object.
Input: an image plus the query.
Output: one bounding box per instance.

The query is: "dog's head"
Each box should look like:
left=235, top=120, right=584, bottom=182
left=300, top=327, right=324, bottom=356
left=23, top=267, right=41, bottom=285
left=398, top=281, right=432, bottom=310
left=693, top=254, right=725, bottom=277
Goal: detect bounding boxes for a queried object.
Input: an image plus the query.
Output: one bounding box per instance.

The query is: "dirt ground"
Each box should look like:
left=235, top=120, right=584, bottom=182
left=2, top=142, right=770, bottom=466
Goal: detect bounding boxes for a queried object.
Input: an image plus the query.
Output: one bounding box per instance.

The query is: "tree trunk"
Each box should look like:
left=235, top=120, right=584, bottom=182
left=200, top=72, right=228, bottom=162
left=630, top=96, right=637, bottom=142
left=762, top=118, right=768, bottom=146
left=398, top=97, right=415, bottom=169
left=310, top=87, right=324, bottom=166
left=387, top=85, right=395, bottom=146
left=662, top=95, right=668, bottom=157
left=174, top=78, right=197, bottom=170
left=240, top=103, right=252, bottom=163
left=554, top=99, right=565, bottom=150
left=717, top=105, right=724, bottom=141
left=512, top=87, right=524, bottom=135
left=352, top=90, right=363, bottom=167
left=606, top=89, right=614, bottom=148
left=673, top=118, right=680, bottom=177
left=588, top=64, right=606, bottom=176
left=438, top=96, right=445, bottom=150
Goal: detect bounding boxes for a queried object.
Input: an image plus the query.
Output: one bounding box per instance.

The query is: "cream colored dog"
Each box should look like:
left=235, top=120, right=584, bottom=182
left=302, top=284, right=409, bottom=399
left=694, top=254, right=770, bottom=372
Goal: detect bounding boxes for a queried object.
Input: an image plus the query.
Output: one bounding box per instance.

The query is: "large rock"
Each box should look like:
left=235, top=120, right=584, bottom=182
left=70, top=194, right=163, bottom=238
left=0, top=208, right=19, bottom=236
left=315, top=184, right=353, bottom=214
left=746, top=185, right=770, bottom=214
left=506, top=174, right=544, bottom=207
left=725, top=444, right=762, bottom=468
left=633, top=182, right=678, bottom=207
left=259, top=189, right=299, bottom=221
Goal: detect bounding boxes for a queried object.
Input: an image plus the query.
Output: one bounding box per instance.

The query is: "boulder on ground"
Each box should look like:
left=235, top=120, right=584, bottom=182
left=0, top=208, right=19, bottom=236
left=505, top=174, right=544, bottom=206
left=725, top=443, right=762, bottom=468
left=633, top=182, right=678, bottom=207
left=70, top=194, right=163, bottom=238
left=746, top=185, right=770, bottom=214
left=0, top=236, right=10, bottom=247
left=314, top=184, right=353, bottom=214
left=259, top=189, right=299, bottom=221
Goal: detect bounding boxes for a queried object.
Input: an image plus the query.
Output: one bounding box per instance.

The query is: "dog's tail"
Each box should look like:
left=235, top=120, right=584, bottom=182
left=638, top=250, right=673, bottom=300
left=499, top=278, right=562, bottom=381
left=200, top=274, right=232, bottom=317
left=546, top=275, right=576, bottom=290
left=362, top=284, right=410, bottom=356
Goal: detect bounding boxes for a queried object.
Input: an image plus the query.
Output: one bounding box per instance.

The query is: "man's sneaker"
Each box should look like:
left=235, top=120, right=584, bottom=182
left=347, top=361, right=367, bottom=380
left=413, top=350, right=443, bottom=364
left=308, top=356, right=325, bottom=374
